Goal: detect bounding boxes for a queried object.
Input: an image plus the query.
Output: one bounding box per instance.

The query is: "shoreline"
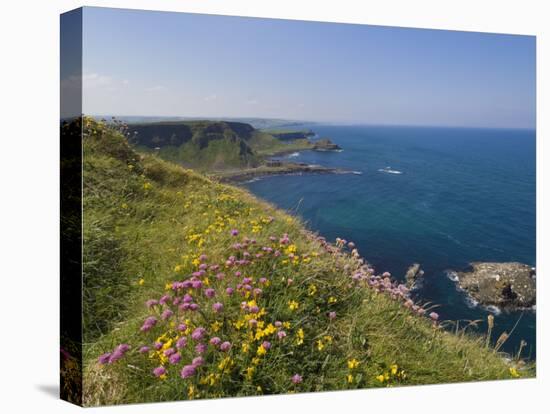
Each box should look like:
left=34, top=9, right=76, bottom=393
left=212, top=163, right=360, bottom=183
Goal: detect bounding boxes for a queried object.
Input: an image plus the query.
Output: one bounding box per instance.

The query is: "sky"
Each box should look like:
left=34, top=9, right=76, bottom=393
left=80, top=7, right=536, bottom=128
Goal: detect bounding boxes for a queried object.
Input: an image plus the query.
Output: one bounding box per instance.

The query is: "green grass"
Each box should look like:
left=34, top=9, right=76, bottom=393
left=247, top=131, right=313, bottom=156
left=81, top=118, right=533, bottom=406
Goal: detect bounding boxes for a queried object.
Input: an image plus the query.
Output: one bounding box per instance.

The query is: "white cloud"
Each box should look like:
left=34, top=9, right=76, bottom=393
left=203, top=94, right=218, bottom=102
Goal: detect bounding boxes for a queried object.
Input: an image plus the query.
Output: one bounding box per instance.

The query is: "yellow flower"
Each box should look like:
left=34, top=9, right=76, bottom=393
left=346, top=374, right=354, bottom=384
left=376, top=374, right=386, bottom=383
left=165, top=282, right=172, bottom=290
left=288, top=300, right=299, bottom=311
left=138, top=278, right=145, bottom=286
left=210, top=321, right=223, bottom=332
left=242, top=342, right=250, bottom=354
left=509, top=367, right=520, bottom=378
left=308, top=284, right=318, bottom=296
left=347, top=359, right=360, bottom=369
left=121, top=203, right=128, bottom=209
left=296, top=328, right=304, bottom=345
left=256, top=344, right=267, bottom=356
left=316, top=339, right=325, bottom=351
left=187, top=385, right=195, bottom=399
left=390, top=364, right=398, bottom=376
left=245, top=366, right=255, bottom=380
left=143, top=182, right=152, bottom=190
left=328, top=297, right=337, bottom=304
left=174, top=264, right=183, bottom=273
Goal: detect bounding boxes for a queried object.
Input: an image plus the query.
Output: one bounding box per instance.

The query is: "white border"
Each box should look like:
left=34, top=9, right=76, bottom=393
left=0, top=1, right=547, bottom=413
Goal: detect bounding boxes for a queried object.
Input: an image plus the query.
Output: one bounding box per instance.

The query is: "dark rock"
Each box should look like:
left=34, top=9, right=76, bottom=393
left=454, top=262, right=536, bottom=310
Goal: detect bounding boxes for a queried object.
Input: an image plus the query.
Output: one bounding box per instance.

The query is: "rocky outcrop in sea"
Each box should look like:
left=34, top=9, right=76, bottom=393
left=450, top=262, right=536, bottom=311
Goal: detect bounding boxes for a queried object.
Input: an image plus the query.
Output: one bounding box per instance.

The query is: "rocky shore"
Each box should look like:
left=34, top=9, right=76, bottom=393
left=213, top=162, right=357, bottom=183
left=312, top=138, right=342, bottom=151
left=451, top=262, right=536, bottom=311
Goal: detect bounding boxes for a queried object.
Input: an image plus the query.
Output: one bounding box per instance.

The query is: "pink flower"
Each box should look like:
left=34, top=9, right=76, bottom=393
left=161, top=309, right=174, bottom=320
left=176, top=337, right=188, bottom=349
left=262, top=341, right=271, bottom=350
left=177, top=323, right=187, bottom=332
left=291, top=374, right=303, bottom=384
left=195, top=343, right=207, bottom=354
left=139, top=346, right=150, bottom=354
left=153, top=366, right=166, bottom=377
left=205, top=288, right=216, bottom=298
left=209, top=337, right=222, bottom=346
left=192, top=356, right=205, bottom=366
left=212, top=302, right=223, bottom=313
left=231, top=229, right=239, bottom=236
left=191, top=327, right=207, bottom=341
left=199, top=254, right=208, bottom=262
left=429, top=312, right=439, bottom=321
left=226, top=287, right=234, bottom=296
left=328, top=311, right=336, bottom=320
left=277, top=331, right=287, bottom=340
left=169, top=352, right=181, bottom=364
left=180, top=364, right=196, bottom=379
left=220, top=341, right=232, bottom=352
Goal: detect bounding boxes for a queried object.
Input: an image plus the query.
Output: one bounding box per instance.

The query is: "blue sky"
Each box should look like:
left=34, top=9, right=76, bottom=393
left=81, top=7, right=535, bottom=128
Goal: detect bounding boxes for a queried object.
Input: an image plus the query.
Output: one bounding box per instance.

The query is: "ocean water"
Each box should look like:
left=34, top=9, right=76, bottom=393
left=244, top=125, right=536, bottom=358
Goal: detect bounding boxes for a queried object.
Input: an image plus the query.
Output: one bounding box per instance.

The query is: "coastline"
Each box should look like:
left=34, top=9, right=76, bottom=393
left=211, top=162, right=359, bottom=183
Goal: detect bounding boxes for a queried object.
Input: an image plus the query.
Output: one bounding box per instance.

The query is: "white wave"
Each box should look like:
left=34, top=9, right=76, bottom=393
left=464, top=296, right=479, bottom=309
left=286, top=152, right=300, bottom=158
left=446, top=271, right=459, bottom=282
left=351, top=171, right=363, bottom=175
left=485, top=305, right=502, bottom=315
left=378, top=166, right=402, bottom=174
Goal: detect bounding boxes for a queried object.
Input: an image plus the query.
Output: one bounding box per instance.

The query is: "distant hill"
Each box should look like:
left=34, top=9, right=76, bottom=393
left=126, top=120, right=313, bottom=171
left=127, top=121, right=259, bottom=171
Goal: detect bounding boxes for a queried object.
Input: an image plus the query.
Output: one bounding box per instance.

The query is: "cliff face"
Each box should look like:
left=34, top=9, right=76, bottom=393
left=127, top=121, right=259, bottom=170
left=312, top=138, right=341, bottom=151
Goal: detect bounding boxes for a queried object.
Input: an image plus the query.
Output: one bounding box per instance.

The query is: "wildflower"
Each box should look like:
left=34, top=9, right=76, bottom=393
left=212, top=302, right=224, bottom=313
left=328, top=311, right=336, bottom=320
left=205, top=288, right=216, bottom=298
left=161, top=309, right=174, bottom=320
left=195, top=343, right=208, bottom=354
left=231, top=229, right=239, bottom=236
left=376, top=374, right=386, bottom=383
left=277, top=331, right=287, bottom=340
left=291, top=374, right=303, bottom=384
left=328, top=297, right=337, bottom=304
left=429, top=312, right=439, bottom=321
left=180, top=364, right=197, bottom=379
left=98, top=353, right=111, bottom=365
left=317, top=339, right=325, bottom=351
left=348, top=359, right=360, bottom=369
left=509, top=367, right=520, bottom=378
left=220, top=341, right=232, bottom=352
left=174, top=265, right=183, bottom=273
left=296, top=328, right=305, bottom=345
left=209, top=337, right=222, bottom=346
left=262, top=341, right=271, bottom=350
left=245, top=366, right=255, bottom=380
left=390, top=364, right=398, bottom=375
left=226, top=287, right=235, bottom=296
left=192, top=356, right=205, bottom=366
left=178, top=323, right=188, bottom=332
left=143, top=182, right=152, bottom=190
left=140, top=316, right=157, bottom=332
left=169, top=352, right=182, bottom=364
left=139, top=346, right=150, bottom=354
left=145, top=299, right=158, bottom=308
left=257, top=344, right=267, bottom=356
left=346, top=374, right=354, bottom=383
left=191, top=327, right=207, bottom=341
left=308, top=284, right=317, bottom=296
left=138, top=278, right=145, bottom=286
left=153, top=366, right=167, bottom=378
left=108, top=344, right=129, bottom=363
left=288, top=300, right=299, bottom=311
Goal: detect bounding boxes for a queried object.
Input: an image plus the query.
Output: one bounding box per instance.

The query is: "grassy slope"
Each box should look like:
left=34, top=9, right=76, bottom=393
left=247, top=130, right=313, bottom=156
left=82, top=119, right=531, bottom=406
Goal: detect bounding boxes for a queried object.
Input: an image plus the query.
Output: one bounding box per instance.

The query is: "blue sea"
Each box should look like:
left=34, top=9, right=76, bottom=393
left=244, top=125, right=536, bottom=358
